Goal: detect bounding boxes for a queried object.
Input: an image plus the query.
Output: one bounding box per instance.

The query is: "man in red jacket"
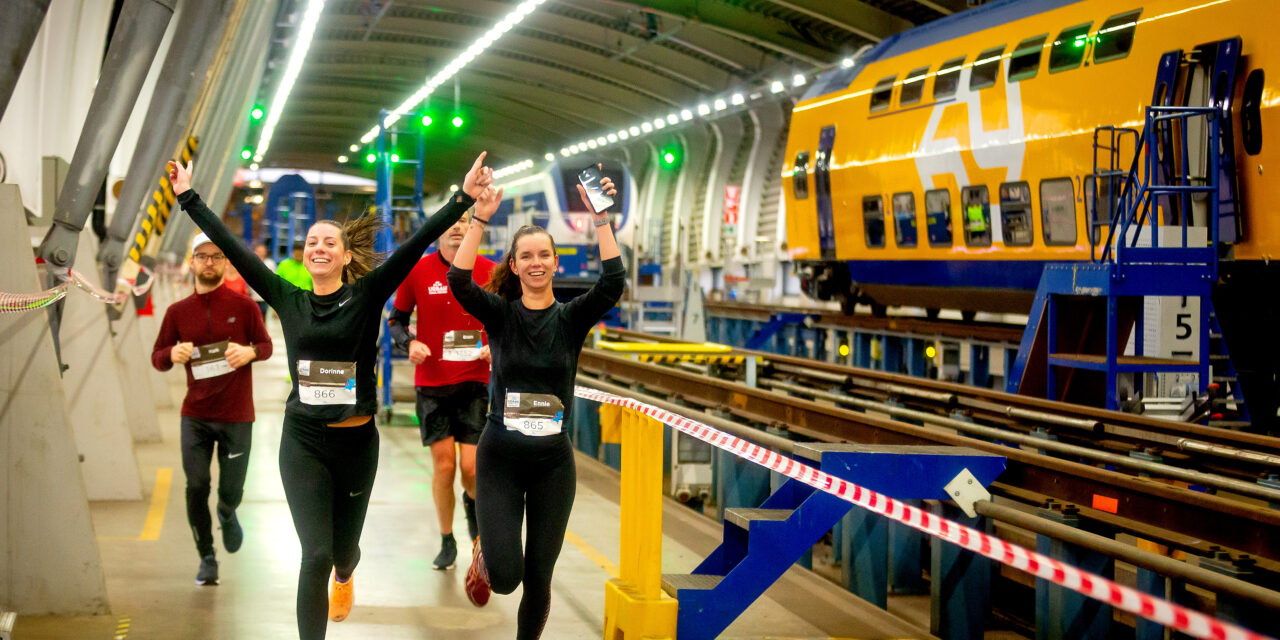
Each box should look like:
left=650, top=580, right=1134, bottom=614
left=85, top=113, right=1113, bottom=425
left=389, top=210, right=495, bottom=570
left=152, top=232, right=273, bottom=586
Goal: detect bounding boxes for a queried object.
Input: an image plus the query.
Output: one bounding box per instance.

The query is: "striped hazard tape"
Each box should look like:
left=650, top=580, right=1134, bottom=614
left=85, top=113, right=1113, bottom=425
left=573, top=385, right=1272, bottom=640
left=127, top=136, right=197, bottom=263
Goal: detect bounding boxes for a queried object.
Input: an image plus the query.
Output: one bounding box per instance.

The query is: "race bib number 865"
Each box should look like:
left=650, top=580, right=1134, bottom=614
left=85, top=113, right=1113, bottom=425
left=503, top=392, right=563, bottom=437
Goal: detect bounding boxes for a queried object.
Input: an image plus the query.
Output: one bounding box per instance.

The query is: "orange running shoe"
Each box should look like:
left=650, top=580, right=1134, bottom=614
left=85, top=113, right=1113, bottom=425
left=464, top=539, right=491, bottom=607
left=329, top=572, right=354, bottom=622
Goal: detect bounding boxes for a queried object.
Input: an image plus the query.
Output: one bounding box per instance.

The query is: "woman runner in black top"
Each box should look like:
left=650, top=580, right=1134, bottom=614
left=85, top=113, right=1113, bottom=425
left=449, top=172, right=625, bottom=639
left=170, top=153, right=493, bottom=640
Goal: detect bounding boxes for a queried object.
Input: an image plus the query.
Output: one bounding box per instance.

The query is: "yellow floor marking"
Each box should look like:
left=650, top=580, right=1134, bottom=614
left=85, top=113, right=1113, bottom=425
left=98, top=468, right=172, bottom=541
left=564, top=530, right=619, bottom=578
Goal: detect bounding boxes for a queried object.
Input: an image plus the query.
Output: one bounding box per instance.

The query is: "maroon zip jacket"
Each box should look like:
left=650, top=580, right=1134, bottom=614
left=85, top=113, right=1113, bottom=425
left=151, top=283, right=273, bottom=422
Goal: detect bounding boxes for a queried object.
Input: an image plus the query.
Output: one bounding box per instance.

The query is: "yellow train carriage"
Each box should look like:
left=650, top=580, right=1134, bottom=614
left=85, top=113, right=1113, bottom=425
left=784, top=0, right=1279, bottom=315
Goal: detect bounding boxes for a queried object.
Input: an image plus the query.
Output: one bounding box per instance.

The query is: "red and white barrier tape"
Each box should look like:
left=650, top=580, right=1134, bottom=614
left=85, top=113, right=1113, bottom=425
left=0, top=281, right=70, bottom=313
left=574, top=385, right=1271, bottom=640
left=1, top=266, right=155, bottom=313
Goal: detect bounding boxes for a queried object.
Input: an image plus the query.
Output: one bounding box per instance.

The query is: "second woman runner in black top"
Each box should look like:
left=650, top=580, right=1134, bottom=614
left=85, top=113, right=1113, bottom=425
left=171, top=153, right=493, bottom=640
left=449, top=170, right=625, bottom=639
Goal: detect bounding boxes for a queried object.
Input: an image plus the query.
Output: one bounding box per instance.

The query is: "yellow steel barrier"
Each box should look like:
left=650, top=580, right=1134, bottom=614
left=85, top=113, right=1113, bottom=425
left=597, top=340, right=732, bottom=354
left=601, top=406, right=677, bottom=640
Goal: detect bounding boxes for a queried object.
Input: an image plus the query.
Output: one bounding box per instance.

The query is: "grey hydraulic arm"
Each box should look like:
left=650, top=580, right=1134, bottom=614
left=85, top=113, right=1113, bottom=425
left=33, top=0, right=174, bottom=362
left=0, top=0, right=52, bottom=120
left=98, top=0, right=233, bottom=289
left=36, top=0, right=176, bottom=272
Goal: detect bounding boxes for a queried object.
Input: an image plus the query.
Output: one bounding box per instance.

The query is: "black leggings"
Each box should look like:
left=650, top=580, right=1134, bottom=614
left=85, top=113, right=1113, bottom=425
left=279, top=413, right=378, bottom=640
left=180, top=417, right=252, bottom=558
left=475, top=429, right=576, bottom=640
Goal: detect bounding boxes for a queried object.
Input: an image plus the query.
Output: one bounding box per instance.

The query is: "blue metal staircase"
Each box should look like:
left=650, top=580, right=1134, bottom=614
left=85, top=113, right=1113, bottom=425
left=661, top=444, right=1004, bottom=640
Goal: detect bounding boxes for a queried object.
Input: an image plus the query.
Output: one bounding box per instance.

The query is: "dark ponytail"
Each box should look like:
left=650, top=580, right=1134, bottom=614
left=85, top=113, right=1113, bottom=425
left=313, top=214, right=388, bottom=284
left=485, top=225, right=556, bottom=301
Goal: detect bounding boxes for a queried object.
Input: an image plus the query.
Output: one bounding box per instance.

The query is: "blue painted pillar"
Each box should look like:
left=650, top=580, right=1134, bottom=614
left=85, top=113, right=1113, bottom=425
left=855, top=333, right=873, bottom=369
left=1035, top=504, right=1113, bottom=640
left=841, top=506, right=889, bottom=608
left=571, top=397, right=600, bottom=458
left=905, top=339, right=928, bottom=378
left=930, top=501, right=991, bottom=640
left=970, top=344, right=990, bottom=388
left=884, top=336, right=903, bottom=374
left=889, top=500, right=927, bottom=594
left=1134, top=568, right=1184, bottom=640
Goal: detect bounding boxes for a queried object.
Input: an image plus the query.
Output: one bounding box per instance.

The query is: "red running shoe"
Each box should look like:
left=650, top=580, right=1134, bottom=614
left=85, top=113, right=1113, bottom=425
left=465, top=539, right=491, bottom=607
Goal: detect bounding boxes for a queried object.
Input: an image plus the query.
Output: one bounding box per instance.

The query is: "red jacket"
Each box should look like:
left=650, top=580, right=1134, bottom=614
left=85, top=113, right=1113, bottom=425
left=393, top=252, right=495, bottom=388
left=151, top=284, right=273, bottom=422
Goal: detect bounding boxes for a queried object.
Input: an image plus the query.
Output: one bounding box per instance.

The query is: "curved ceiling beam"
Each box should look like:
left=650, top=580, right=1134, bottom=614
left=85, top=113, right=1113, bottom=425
left=764, top=0, right=915, bottom=42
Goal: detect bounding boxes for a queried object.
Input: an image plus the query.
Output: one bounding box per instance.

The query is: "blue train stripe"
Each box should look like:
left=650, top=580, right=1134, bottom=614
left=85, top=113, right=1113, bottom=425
left=847, top=259, right=1050, bottom=290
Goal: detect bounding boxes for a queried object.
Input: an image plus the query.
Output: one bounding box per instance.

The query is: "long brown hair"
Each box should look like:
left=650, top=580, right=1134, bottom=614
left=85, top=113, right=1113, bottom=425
left=312, top=213, right=388, bottom=283
left=485, top=225, right=556, bottom=301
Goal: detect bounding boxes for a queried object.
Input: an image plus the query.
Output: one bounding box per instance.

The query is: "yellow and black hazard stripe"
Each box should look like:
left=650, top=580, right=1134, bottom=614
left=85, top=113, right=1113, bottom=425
left=636, top=354, right=755, bottom=365
left=128, top=136, right=198, bottom=262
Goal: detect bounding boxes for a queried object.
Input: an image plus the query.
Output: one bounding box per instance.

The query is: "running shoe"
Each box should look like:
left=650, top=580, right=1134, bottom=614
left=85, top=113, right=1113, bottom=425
left=329, top=572, right=354, bottom=622
left=196, top=555, right=218, bottom=586
left=464, top=539, right=491, bottom=607
left=218, top=509, right=243, bottom=553
left=433, top=533, right=457, bottom=570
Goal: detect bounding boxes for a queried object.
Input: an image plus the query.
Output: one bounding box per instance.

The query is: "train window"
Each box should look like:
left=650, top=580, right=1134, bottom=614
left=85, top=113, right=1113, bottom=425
left=999, top=181, right=1034, bottom=246
left=892, top=192, right=918, bottom=247
left=925, top=188, right=953, bottom=246
left=1040, top=178, right=1077, bottom=246
left=792, top=151, right=810, bottom=200
left=1242, top=69, right=1263, bottom=155
left=863, top=196, right=886, bottom=248
left=1008, top=35, right=1047, bottom=82
left=1049, top=23, right=1093, bottom=73
left=960, top=186, right=992, bottom=247
left=1093, top=10, right=1141, bottom=63
left=934, top=56, right=965, bottom=100
left=870, top=75, right=895, bottom=112
left=970, top=46, right=1006, bottom=90
left=900, top=67, right=929, bottom=105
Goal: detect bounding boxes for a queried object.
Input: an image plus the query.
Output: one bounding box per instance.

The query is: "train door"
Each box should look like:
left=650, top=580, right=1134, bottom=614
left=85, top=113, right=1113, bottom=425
left=815, top=125, right=836, bottom=259
left=1178, top=39, right=1243, bottom=240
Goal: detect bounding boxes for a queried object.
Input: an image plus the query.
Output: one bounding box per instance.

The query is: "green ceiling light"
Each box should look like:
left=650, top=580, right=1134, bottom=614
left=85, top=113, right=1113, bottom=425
left=240, top=147, right=253, bottom=160
left=663, top=151, right=676, bottom=164
left=422, top=114, right=433, bottom=127
left=250, top=106, right=265, bottom=120
left=365, top=152, right=377, bottom=164
left=390, top=153, right=400, bottom=163
left=451, top=115, right=464, bottom=128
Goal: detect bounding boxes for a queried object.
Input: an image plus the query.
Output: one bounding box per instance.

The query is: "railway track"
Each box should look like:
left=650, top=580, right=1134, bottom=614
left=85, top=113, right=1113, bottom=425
left=580, top=328, right=1280, bottom=568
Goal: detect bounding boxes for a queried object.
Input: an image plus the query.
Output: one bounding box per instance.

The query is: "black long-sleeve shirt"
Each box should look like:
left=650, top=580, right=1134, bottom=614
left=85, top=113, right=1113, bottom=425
left=178, top=189, right=475, bottom=422
left=448, top=256, right=625, bottom=450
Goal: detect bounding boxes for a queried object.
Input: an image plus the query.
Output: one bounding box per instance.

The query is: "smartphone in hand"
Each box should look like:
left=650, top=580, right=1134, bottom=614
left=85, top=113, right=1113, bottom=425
left=578, top=164, right=614, bottom=213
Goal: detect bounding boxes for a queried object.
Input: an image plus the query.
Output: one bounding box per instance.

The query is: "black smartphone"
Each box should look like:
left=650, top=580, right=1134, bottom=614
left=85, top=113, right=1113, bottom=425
left=578, top=164, right=614, bottom=212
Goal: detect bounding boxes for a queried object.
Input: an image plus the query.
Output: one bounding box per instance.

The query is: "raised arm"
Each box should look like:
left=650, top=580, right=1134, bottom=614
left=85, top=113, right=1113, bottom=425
left=364, top=152, right=492, bottom=300
left=447, top=184, right=505, bottom=327
left=576, top=165, right=620, bottom=261
left=169, top=160, right=289, bottom=304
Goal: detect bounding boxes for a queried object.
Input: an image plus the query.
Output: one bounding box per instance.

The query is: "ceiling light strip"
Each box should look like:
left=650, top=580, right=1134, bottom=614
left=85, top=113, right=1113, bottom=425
left=255, top=0, right=327, bottom=159
left=351, top=0, right=549, bottom=149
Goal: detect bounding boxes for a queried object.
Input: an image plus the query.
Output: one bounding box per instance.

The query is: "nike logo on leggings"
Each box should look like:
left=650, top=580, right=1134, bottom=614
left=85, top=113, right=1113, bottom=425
left=349, top=490, right=363, bottom=497
left=227, top=452, right=245, bottom=459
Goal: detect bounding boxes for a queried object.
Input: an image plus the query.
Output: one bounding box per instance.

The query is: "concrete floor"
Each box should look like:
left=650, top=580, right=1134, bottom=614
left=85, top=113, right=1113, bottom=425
left=15, top=316, right=934, bottom=640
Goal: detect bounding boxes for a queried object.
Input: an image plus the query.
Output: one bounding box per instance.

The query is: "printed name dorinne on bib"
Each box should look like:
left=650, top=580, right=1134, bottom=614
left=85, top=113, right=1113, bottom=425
left=503, top=391, right=563, bottom=436
left=297, top=359, right=357, bottom=405
left=190, top=340, right=234, bottom=380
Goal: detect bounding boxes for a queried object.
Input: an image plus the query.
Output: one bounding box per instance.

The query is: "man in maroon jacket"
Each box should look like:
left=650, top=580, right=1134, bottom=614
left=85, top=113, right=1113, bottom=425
left=152, top=232, right=273, bottom=586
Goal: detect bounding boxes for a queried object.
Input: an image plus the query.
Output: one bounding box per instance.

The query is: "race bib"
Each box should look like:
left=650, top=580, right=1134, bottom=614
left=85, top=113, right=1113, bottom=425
left=190, top=340, right=234, bottom=380
left=297, top=360, right=357, bottom=405
left=503, top=392, right=563, bottom=437
left=442, top=330, right=483, bottom=361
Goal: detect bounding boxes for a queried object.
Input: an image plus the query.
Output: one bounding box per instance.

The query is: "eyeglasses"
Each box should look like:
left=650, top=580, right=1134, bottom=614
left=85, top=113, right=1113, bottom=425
left=193, top=253, right=226, bottom=264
